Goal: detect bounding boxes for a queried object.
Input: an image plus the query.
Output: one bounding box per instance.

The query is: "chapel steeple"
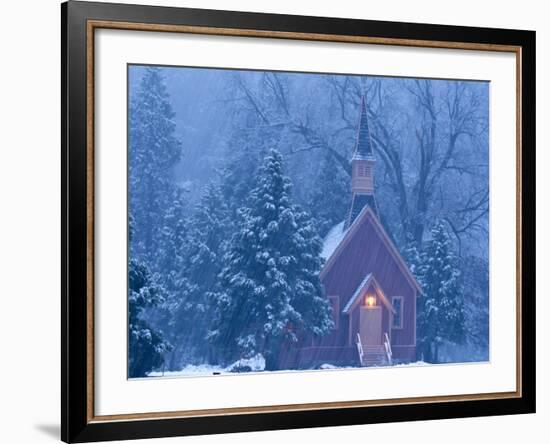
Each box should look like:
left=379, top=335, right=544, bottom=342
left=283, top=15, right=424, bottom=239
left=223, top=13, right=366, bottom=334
left=353, top=95, right=375, bottom=162
left=345, top=96, right=379, bottom=229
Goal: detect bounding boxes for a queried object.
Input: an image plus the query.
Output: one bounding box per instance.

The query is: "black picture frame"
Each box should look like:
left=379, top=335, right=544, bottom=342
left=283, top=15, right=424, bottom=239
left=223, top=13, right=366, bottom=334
left=61, top=1, right=536, bottom=442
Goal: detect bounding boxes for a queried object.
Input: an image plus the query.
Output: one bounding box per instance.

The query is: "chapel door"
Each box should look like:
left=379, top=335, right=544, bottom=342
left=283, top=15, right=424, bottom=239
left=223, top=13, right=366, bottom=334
left=359, top=306, right=382, bottom=346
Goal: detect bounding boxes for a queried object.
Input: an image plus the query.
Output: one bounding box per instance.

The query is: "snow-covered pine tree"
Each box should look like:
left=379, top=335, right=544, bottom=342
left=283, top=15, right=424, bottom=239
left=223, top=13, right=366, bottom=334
left=128, top=216, right=172, bottom=378
left=402, top=231, right=423, bottom=282
left=219, top=89, right=290, bottom=220
left=208, top=149, right=333, bottom=370
left=460, top=255, right=489, bottom=359
left=168, top=183, right=233, bottom=367
left=143, top=185, right=189, bottom=363
left=155, top=185, right=188, bottom=291
left=129, top=67, right=182, bottom=266
left=218, top=126, right=272, bottom=221
left=127, top=68, right=189, bottom=366
left=285, top=207, right=334, bottom=339
left=128, top=258, right=173, bottom=377
left=309, top=151, right=350, bottom=237
left=219, top=143, right=260, bottom=218
left=416, top=220, right=465, bottom=363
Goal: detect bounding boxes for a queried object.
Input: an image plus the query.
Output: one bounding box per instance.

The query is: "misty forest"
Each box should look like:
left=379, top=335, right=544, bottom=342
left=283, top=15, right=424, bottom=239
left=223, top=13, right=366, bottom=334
left=128, top=65, right=489, bottom=378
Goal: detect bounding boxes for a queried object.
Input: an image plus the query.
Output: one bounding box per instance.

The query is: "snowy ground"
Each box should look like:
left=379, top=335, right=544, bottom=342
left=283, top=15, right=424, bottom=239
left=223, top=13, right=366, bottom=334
left=148, top=354, right=266, bottom=377
left=147, top=355, right=430, bottom=378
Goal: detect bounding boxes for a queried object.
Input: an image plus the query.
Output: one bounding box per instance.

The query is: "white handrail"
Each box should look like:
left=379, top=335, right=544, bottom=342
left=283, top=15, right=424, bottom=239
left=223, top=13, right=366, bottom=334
left=383, top=333, right=393, bottom=365
left=356, top=333, right=364, bottom=366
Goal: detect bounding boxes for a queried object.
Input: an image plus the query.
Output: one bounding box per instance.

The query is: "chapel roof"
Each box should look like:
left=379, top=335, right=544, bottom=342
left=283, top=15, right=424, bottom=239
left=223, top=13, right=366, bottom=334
left=345, top=193, right=378, bottom=230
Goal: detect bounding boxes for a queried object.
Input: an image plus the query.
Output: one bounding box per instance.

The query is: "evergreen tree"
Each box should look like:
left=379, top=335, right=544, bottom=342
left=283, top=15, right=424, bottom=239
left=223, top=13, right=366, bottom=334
left=220, top=100, right=288, bottom=219
left=168, top=183, right=233, bottom=367
left=155, top=185, right=188, bottom=291
left=127, top=67, right=189, bottom=369
left=309, top=151, right=350, bottom=237
left=129, top=67, right=182, bottom=265
left=144, top=185, right=189, bottom=364
left=402, top=231, right=423, bottom=280
left=460, top=255, right=489, bottom=358
left=208, top=149, right=333, bottom=370
left=416, top=221, right=465, bottom=363
left=219, top=145, right=260, bottom=217
left=128, top=217, right=172, bottom=378
left=219, top=128, right=267, bottom=219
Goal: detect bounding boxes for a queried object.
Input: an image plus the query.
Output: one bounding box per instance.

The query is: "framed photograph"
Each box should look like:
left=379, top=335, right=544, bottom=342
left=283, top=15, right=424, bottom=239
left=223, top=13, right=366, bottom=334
left=61, top=1, right=535, bottom=442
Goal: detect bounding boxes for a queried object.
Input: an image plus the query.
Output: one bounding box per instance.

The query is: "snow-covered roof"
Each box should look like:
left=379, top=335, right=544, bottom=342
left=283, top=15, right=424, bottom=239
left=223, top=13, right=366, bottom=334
left=342, top=273, right=373, bottom=314
left=321, top=221, right=347, bottom=260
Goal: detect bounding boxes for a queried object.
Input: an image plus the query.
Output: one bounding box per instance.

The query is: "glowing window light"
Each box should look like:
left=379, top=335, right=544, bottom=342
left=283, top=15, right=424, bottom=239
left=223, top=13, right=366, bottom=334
left=365, top=294, right=376, bottom=307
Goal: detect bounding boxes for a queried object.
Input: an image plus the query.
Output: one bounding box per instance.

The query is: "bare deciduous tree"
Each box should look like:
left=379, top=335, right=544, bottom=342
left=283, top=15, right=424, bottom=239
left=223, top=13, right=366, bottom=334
left=227, top=72, right=488, bottom=255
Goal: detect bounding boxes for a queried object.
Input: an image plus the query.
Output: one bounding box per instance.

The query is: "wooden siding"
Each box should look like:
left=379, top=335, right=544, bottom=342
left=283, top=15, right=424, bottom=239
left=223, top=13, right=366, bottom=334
left=328, top=295, right=340, bottom=330
left=322, top=215, right=416, bottom=348
left=280, top=209, right=418, bottom=369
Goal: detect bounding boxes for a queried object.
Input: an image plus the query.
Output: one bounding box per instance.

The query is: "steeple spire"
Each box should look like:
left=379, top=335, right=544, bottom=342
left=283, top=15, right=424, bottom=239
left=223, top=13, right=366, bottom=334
left=345, top=95, right=378, bottom=229
left=352, top=95, right=375, bottom=160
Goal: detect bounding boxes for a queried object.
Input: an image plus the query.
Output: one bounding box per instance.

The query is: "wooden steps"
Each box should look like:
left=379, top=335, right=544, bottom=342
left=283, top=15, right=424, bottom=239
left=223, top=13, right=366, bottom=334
left=355, top=333, right=392, bottom=367
left=361, top=345, right=389, bottom=366
left=355, top=333, right=393, bottom=367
